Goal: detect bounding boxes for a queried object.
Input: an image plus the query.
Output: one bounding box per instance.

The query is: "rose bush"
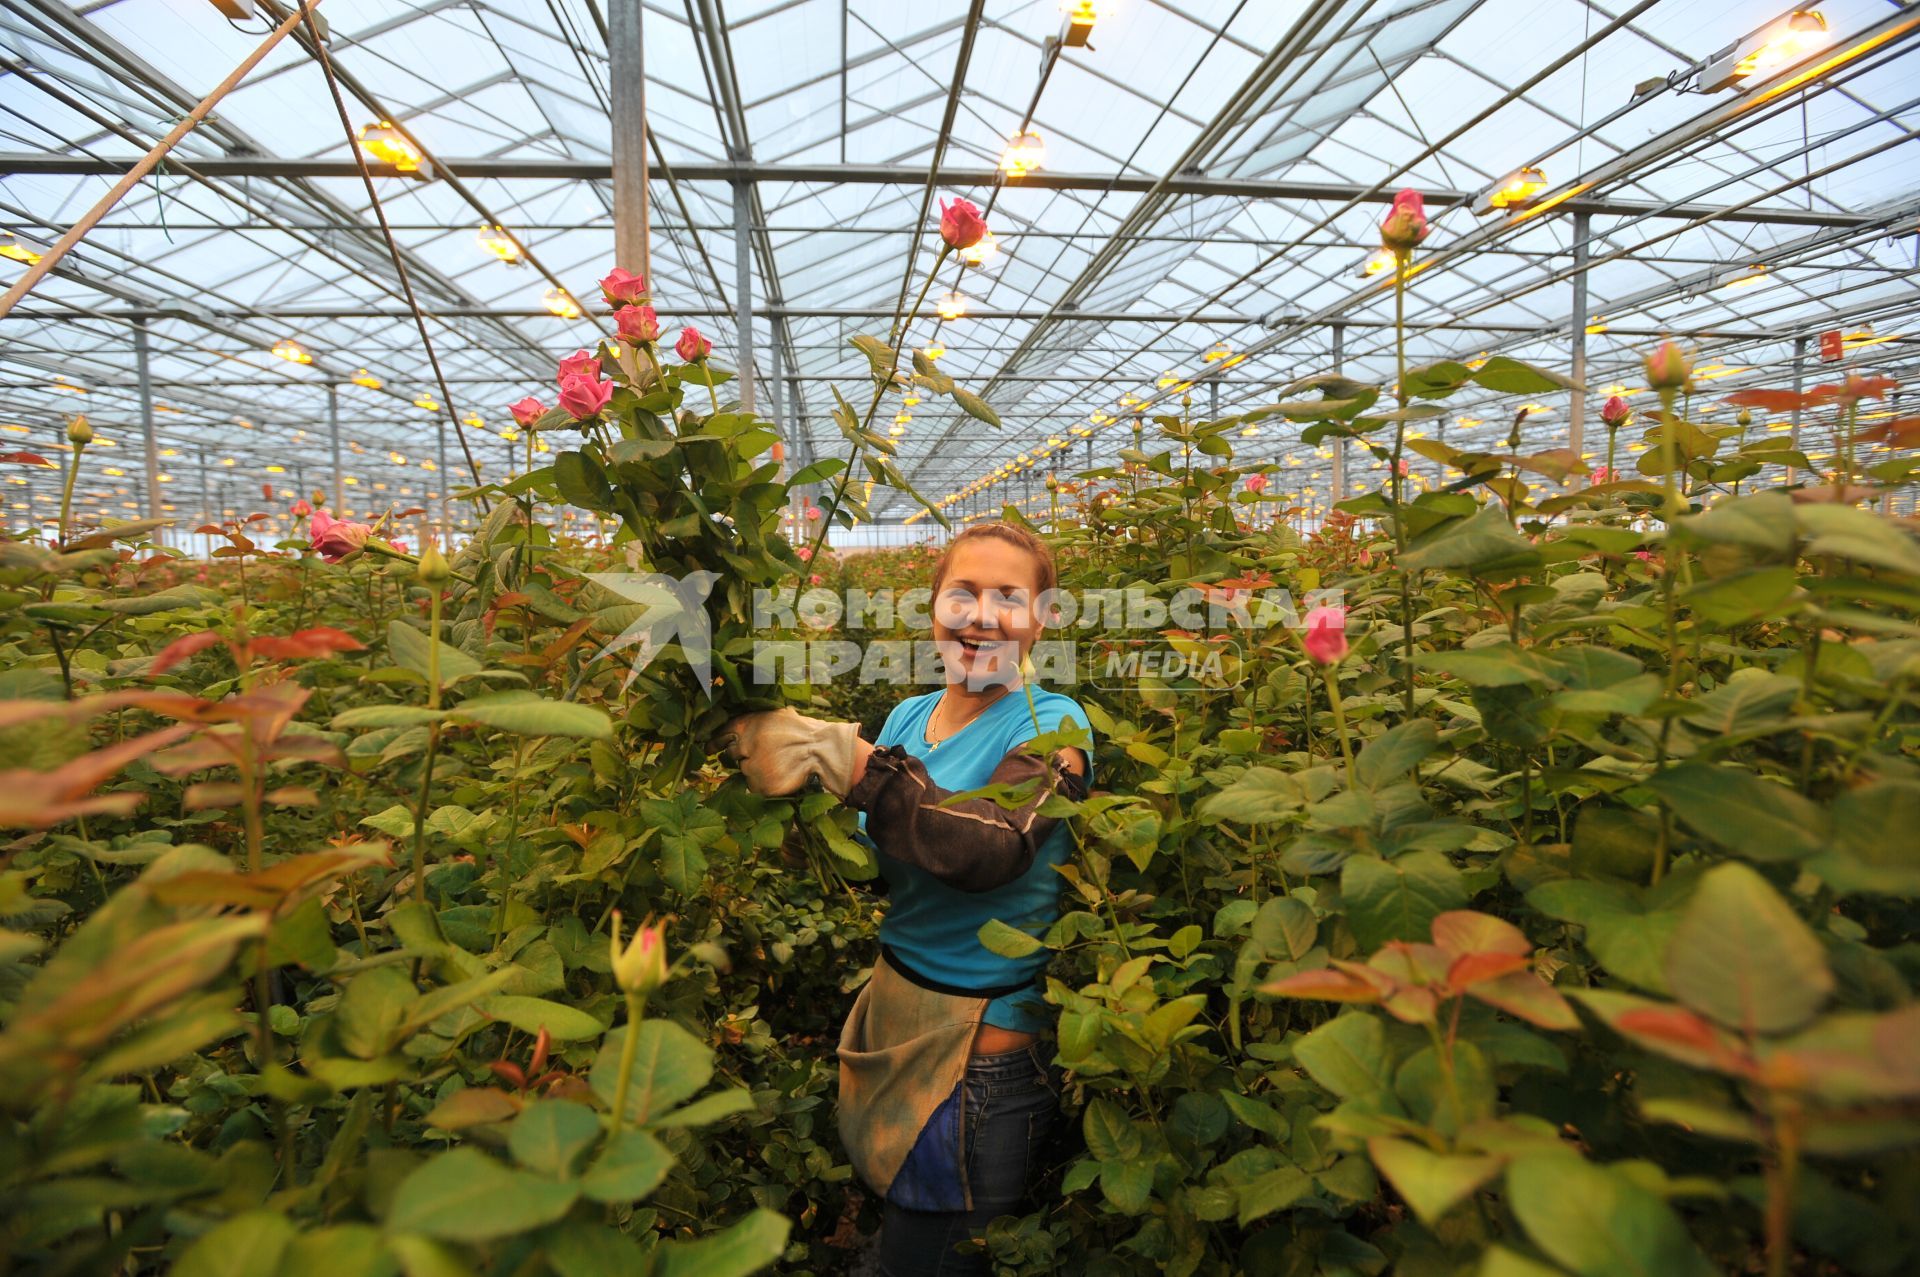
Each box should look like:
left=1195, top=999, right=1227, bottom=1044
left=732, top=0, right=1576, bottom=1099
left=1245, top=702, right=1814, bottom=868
left=1, top=188, right=1915, bottom=1277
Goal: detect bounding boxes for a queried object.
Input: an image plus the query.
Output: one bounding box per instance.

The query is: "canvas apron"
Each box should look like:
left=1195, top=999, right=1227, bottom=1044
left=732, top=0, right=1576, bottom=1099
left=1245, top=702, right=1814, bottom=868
left=836, top=944, right=1035, bottom=1213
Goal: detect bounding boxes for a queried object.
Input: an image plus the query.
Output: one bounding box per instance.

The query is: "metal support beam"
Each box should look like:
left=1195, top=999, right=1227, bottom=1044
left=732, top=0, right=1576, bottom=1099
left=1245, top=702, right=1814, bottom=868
left=1788, top=334, right=1808, bottom=484
left=437, top=419, right=451, bottom=543
left=733, top=180, right=755, bottom=413
left=328, top=383, right=345, bottom=514
left=1570, top=211, right=1590, bottom=478
left=1330, top=322, right=1346, bottom=503
left=133, top=317, right=159, bottom=520
left=0, top=155, right=1885, bottom=229
left=609, top=0, right=650, bottom=281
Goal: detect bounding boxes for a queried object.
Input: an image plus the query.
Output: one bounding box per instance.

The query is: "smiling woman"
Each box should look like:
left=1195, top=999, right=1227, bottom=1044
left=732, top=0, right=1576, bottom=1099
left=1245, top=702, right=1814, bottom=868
left=723, top=523, right=1094, bottom=1276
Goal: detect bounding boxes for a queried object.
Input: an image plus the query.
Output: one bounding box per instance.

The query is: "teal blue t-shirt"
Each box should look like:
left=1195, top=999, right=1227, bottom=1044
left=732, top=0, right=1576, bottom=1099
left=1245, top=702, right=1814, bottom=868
left=858, top=687, right=1093, bottom=1033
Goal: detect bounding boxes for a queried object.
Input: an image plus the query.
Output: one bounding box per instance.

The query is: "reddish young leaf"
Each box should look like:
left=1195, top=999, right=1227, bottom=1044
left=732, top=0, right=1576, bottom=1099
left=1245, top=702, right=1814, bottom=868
left=1260, top=967, right=1387, bottom=1004
left=1723, top=388, right=1823, bottom=412
left=1, top=451, right=56, bottom=467
left=1432, top=910, right=1531, bottom=957
left=249, top=627, right=367, bottom=661
left=150, top=630, right=224, bottom=676
left=0, top=722, right=193, bottom=829
left=1447, top=951, right=1531, bottom=988
left=487, top=1060, right=528, bottom=1090
left=1465, top=971, right=1579, bottom=1031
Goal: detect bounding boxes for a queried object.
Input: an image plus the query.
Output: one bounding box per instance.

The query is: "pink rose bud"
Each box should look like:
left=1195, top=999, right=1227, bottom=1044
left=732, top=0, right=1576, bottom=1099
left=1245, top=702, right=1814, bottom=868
left=1600, top=394, right=1632, bottom=427
left=1244, top=473, right=1268, bottom=493
left=1590, top=466, right=1612, bottom=483
left=557, top=373, right=615, bottom=420
left=557, top=350, right=602, bottom=384
left=809, top=573, right=823, bottom=586
left=797, top=545, right=813, bottom=562
left=616, top=304, right=662, bottom=344
left=1301, top=605, right=1349, bottom=666
left=290, top=499, right=312, bottom=517
left=510, top=396, right=546, bottom=428
left=1644, top=342, right=1692, bottom=391
left=939, top=198, right=987, bottom=251
left=1380, top=189, right=1430, bottom=253
left=599, top=267, right=649, bottom=308
left=675, top=327, right=711, bottom=362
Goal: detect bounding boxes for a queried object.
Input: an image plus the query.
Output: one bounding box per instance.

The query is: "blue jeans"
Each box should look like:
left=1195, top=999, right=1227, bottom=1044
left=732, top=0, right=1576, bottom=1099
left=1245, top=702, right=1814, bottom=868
left=879, top=1043, right=1061, bottom=1276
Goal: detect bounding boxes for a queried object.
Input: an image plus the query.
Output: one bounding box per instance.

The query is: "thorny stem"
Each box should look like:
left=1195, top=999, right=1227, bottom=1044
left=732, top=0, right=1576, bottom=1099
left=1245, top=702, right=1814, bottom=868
left=57, top=438, right=84, bottom=546
left=411, top=588, right=445, bottom=905
left=1325, top=665, right=1356, bottom=788
left=698, top=360, right=720, bottom=415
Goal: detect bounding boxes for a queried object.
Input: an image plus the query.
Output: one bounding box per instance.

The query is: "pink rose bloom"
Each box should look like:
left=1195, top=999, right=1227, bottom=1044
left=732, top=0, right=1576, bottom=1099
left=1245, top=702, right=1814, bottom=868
left=939, top=198, right=987, bottom=251
left=1590, top=465, right=1613, bottom=483
left=1633, top=550, right=1654, bottom=562
left=1395, top=459, right=1409, bottom=476
left=558, top=374, right=614, bottom=420
left=1302, top=606, right=1349, bottom=666
left=616, top=304, right=661, bottom=344
left=675, top=327, right=711, bottom=362
left=309, top=509, right=371, bottom=562
left=1244, top=473, right=1268, bottom=493
left=796, top=545, right=813, bottom=562
left=557, top=350, right=602, bottom=383
left=1600, top=394, right=1632, bottom=427
left=599, top=267, right=649, bottom=307
left=809, top=573, right=823, bottom=586
left=806, top=505, right=821, bottom=520
left=1380, top=189, right=1429, bottom=252
left=290, top=499, right=312, bottom=517
left=388, top=539, right=408, bottom=556
left=1358, top=548, right=1373, bottom=566
left=510, top=396, right=546, bottom=427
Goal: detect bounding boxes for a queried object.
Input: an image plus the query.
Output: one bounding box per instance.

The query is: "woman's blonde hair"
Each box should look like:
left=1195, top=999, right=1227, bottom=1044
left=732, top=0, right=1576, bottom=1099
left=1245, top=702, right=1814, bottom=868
left=929, top=522, right=1057, bottom=598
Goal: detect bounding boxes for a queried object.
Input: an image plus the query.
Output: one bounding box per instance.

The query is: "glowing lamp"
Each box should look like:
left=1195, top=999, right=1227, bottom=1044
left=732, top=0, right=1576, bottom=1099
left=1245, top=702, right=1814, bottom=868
left=960, top=230, right=998, bottom=268
left=1701, top=10, right=1829, bottom=91
left=1477, top=166, right=1548, bottom=213
left=1204, top=342, right=1232, bottom=363
left=543, top=288, right=582, bottom=319
left=1062, top=1, right=1097, bottom=47
left=356, top=120, right=423, bottom=173
left=271, top=339, right=313, bottom=365
left=1357, top=249, right=1397, bottom=279
left=350, top=369, right=382, bottom=389
left=0, top=231, right=43, bottom=264
left=921, top=343, right=945, bottom=360
left=999, top=130, right=1045, bottom=179
left=413, top=395, right=440, bottom=412
left=477, top=224, right=523, bottom=265
left=1719, top=264, right=1770, bottom=291
left=936, top=291, right=968, bottom=321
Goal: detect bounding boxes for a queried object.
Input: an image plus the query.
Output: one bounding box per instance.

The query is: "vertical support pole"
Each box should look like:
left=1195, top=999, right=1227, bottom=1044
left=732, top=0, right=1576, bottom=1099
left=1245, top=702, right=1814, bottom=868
left=610, top=0, right=650, bottom=281
left=1570, top=211, right=1590, bottom=481
left=134, top=317, right=160, bottom=522
left=1330, top=322, right=1347, bottom=502
left=328, top=383, right=345, bottom=514
left=437, top=419, right=451, bottom=545
left=1085, top=436, right=1093, bottom=469
left=199, top=449, right=211, bottom=552
left=733, top=180, right=756, bottom=413
left=1788, top=334, right=1807, bottom=486
left=1209, top=376, right=1220, bottom=422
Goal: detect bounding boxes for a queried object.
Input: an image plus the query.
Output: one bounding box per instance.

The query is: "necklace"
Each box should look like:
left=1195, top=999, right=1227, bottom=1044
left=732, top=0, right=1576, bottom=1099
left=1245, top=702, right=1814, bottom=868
left=924, top=690, right=1003, bottom=750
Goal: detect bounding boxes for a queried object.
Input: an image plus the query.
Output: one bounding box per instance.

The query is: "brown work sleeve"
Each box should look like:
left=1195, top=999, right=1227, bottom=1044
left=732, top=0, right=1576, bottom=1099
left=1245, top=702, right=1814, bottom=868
left=844, top=743, right=1088, bottom=893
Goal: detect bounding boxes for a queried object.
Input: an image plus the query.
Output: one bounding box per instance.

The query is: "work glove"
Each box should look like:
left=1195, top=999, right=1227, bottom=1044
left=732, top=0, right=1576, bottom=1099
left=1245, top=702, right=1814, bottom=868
left=721, top=707, right=861, bottom=798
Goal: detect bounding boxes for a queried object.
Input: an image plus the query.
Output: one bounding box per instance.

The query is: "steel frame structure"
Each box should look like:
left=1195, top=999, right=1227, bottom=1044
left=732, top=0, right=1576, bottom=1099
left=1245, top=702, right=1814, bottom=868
left=0, top=0, right=1914, bottom=537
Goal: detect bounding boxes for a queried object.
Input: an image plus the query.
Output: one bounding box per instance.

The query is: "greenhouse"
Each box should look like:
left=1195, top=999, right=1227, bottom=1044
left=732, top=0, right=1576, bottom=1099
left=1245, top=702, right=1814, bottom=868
left=1, top=0, right=1917, bottom=1272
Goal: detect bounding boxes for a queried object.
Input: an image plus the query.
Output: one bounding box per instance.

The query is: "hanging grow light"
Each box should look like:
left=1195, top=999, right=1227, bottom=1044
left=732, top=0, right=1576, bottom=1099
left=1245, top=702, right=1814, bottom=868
left=0, top=231, right=43, bottom=264
left=1700, top=10, right=1829, bottom=92
left=1718, top=263, right=1772, bottom=291
left=921, top=343, right=945, bottom=360
left=356, top=120, right=423, bottom=172
left=271, top=339, right=313, bottom=365
left=352, top=368, right=383, bottom=389
left=1357, top=249, right=1397, bottom=279
left=936, top=291, right=969, bottom=321
left=543, top=288, right=582, bottom=319
left=1204, top=342, right=1232, bottom=363
left=1475, top=166, right=1548, bottom=213
left=960, top=230, right=999, bottom=268
left=999, top=130, right=1046, bottom=179
left=476, top=224, right=523, bottom=265
left=413, top=395, right=440, bottom=412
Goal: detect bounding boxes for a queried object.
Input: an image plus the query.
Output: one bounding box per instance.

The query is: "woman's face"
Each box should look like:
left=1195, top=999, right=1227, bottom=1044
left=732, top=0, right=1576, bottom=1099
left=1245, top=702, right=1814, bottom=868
left=931, top=538, right=1046, bottom=690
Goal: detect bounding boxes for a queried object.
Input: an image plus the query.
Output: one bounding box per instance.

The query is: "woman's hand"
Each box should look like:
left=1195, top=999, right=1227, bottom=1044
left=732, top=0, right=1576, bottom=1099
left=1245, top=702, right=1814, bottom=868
left=720, top=707, right=868, bottom=797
